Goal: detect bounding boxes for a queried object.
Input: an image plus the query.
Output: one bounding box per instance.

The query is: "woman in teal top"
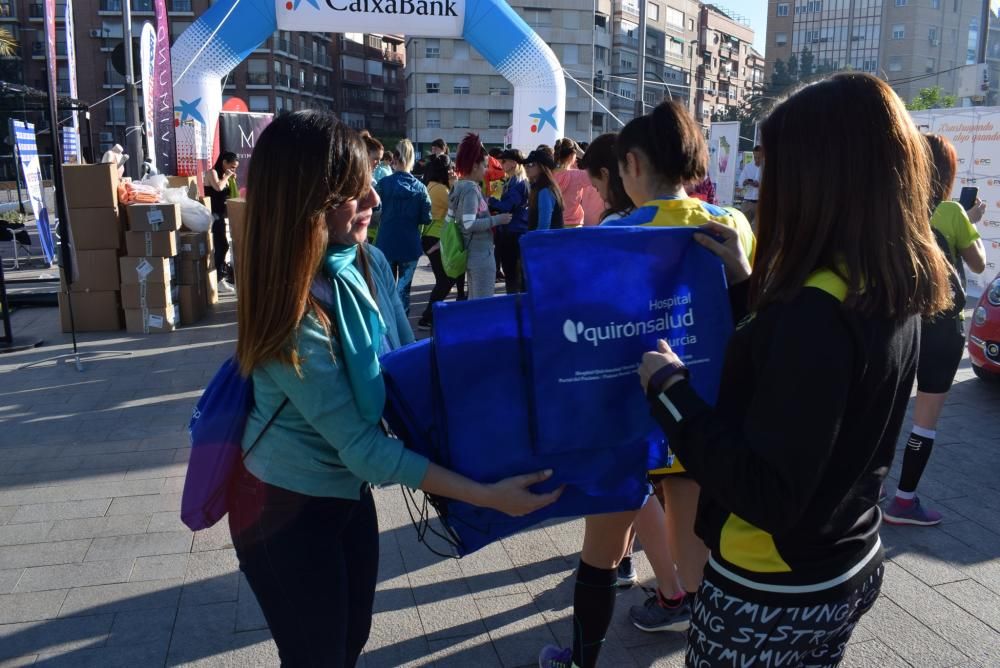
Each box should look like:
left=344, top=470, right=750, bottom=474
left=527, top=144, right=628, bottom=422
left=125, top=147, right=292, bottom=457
left=229, top=111, right=561, bottom=667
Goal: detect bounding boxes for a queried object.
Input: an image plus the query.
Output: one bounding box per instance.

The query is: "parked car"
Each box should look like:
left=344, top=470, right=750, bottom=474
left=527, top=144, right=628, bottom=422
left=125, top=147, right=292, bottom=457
left=969, top=271, right=1000, bottom=381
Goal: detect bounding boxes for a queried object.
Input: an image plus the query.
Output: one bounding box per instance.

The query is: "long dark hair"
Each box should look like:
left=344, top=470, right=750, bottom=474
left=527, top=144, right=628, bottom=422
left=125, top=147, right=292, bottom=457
left=616, top=101, right=707, bottom=186
left=424, top=153, right=452, bottom=187
left=580, top=133, right=632, bottom=220
left=752, top=73, right=951, bottom=320
left=529, top=164, right=564, bottom=213
left=237, top=111, right=373, bottom=376
left=924, top=134, right=957, bottom=205
left=212, top=151, right=238, bottom=175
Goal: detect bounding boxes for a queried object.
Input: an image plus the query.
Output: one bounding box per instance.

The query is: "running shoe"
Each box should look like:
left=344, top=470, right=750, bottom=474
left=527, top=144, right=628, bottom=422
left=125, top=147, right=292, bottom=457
left=616, top=556, right=637, bottom=587
left=883, top=496, right=943, bottom=526
left=538, top=645, right=574, bottom=668
left=218, top=279, right=236, bottom=294
left=417, top=318, right=432, bottom=332
left=629, top=591, right=692, bottom=632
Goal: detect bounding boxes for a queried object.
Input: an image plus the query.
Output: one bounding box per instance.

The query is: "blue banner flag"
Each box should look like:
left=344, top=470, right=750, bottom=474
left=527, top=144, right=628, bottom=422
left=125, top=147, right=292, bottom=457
left=381, top=227, right=733, bottom=555
left=11, top=121, right=56, bottom=264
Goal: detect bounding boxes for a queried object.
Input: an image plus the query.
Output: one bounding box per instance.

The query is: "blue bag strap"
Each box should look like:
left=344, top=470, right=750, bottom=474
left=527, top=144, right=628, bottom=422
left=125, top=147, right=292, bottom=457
left=242, top=397, right=289, bottom=462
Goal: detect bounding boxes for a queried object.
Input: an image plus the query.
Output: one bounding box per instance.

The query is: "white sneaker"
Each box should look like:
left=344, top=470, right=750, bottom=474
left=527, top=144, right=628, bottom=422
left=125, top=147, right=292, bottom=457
left=218, top=280, right=236, bottom=294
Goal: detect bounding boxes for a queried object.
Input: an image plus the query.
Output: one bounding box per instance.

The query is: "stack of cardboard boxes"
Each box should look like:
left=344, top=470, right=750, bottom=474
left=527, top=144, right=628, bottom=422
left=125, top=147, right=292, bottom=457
left=120, top=202, right=182, bottom=333
left=59, top=163, right=125, bottom=332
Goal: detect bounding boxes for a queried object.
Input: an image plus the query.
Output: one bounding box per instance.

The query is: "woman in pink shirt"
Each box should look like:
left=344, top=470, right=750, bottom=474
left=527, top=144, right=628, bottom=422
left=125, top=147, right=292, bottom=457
left=554, top=138, right=604, bottom=227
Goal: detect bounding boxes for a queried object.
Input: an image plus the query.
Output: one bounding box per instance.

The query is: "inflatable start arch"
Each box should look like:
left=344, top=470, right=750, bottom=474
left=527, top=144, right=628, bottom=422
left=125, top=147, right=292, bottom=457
left=171, top=0, right=565, bottom=167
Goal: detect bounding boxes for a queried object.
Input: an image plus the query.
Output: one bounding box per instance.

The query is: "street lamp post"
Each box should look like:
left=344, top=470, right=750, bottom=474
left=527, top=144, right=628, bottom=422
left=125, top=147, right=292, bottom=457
left=635, top=0, right=647, bottom=118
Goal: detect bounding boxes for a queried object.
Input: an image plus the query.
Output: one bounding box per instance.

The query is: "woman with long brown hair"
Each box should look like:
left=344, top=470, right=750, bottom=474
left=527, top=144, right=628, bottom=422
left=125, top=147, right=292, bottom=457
left=229, top=111, right=560, bottom=666
left=883, top=133, right=987, bottom=526
left=627, top=73, right=953, bottom=667
left=522, top=149, right=565, bottom=231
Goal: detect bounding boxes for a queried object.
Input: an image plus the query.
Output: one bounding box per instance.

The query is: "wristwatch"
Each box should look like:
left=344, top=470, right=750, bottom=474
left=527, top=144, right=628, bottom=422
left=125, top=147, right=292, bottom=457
left=647, top=361, right=689, bottom=396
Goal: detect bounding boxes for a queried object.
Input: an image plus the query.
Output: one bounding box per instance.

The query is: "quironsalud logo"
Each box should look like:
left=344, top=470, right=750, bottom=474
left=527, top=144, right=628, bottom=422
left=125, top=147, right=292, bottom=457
left=529, top=106, right=557, bottom=134
left=562, top=319, right=584, bottom=343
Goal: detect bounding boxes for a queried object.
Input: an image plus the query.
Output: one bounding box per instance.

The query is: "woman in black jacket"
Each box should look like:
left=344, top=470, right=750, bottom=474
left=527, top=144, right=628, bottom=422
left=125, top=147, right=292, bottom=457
left=636, top=73, right=952, bottom=667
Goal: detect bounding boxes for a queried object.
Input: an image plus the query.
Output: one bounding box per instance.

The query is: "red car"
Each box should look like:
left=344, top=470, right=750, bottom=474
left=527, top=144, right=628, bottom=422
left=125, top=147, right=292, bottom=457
left=969, top=271, right=1000, bottom=381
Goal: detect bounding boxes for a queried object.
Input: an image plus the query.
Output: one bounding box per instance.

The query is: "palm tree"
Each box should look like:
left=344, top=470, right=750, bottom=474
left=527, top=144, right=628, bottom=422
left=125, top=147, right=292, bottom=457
left=0, top=27, right=16, bottom=57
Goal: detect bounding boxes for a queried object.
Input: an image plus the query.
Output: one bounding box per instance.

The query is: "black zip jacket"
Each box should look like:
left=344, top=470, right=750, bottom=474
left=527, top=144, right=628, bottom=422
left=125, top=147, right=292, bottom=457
left=649, top=276, right=919, bottom=603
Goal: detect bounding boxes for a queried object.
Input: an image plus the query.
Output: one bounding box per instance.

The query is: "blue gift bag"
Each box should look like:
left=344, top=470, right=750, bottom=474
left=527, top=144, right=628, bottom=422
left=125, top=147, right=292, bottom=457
left=521, top=226, right=732, bottom=457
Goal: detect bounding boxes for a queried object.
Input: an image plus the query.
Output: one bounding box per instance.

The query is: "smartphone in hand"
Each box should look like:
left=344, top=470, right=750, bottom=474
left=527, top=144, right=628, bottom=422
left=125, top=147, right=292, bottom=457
left=959, top=186, right=979, bottom=211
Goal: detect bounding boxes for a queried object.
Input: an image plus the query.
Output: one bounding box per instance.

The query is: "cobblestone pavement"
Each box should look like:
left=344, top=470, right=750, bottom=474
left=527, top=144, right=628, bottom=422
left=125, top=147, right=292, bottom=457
left=1, top=259, right=998, bottom=666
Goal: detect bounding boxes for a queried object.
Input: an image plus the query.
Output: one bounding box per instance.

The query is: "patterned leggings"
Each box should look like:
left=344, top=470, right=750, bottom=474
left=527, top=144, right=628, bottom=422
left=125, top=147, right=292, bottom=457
left=686, top=564, right=884, bottom=668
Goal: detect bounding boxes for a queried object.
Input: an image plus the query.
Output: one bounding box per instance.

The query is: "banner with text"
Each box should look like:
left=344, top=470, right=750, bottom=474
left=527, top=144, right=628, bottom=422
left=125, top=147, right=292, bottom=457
left=65, top=0, right=79, bottom=135
left=219, top=112, right=273, bottom=193
left=153, top=0, right=176, bottom=175
left=708, top=121, right=740, bottom=206
left=140, top=22, right=157, bottom=173
left=62, top=126, right=80, bottom=164
left=12, top=121, right=56, bottom=264
left=912, top=108, right=1000, bottom=296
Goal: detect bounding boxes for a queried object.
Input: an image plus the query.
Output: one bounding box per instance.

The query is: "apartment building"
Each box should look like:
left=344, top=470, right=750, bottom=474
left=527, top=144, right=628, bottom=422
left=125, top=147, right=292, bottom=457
left=405, top=0, right=615, bottom=152
left=0, top=0, right=405, bottom=159
left=693, top=4, right=761, bottom=125
left=766, top=0, right=984, bottom=104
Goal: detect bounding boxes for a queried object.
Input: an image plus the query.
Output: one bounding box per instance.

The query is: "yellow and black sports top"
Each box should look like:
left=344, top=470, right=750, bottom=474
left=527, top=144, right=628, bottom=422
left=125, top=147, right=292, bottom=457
left=605, top=197, right=757, bottom=476
left=648, top=272, right=919, bottom=603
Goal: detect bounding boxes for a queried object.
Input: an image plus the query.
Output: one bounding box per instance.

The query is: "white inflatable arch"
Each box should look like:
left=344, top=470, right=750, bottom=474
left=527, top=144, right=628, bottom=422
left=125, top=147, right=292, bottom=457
left=171, top=0, right=565, bottom=167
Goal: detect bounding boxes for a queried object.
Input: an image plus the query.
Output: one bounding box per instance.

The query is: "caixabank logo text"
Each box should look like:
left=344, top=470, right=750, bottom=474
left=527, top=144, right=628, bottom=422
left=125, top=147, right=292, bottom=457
left=285, top=0, right=459, bottom=15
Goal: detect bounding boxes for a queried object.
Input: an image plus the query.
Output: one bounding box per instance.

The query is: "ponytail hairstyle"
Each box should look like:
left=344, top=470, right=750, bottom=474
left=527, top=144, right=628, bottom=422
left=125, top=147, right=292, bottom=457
left=580, top=133, right=632, bottom=221
left=424, top=153, right=452, bottom=187
left=615, top=100, right=707, bottom=187
left=454, top=133, right=487, bottom=177
left=554, top=138, right=581, bottom=168
left=394, top=138, right=415, bottom=172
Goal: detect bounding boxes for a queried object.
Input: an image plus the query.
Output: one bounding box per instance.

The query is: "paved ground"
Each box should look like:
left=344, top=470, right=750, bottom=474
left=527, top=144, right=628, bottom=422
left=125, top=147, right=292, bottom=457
left=1, top=258, right=999, bottom=667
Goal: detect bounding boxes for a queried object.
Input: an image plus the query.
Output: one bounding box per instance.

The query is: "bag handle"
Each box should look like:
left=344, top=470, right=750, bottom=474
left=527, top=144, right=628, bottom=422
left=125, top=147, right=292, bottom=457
left=242, top=397, right=289, bottom=462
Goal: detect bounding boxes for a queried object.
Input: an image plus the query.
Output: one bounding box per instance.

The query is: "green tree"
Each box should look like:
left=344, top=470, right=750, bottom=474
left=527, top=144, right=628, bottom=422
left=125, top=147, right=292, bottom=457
left=799, top=48, right=815, bottom=80
left=786, top=53, right=799, bottom=81
left=906, top=86, right=957, bottom=111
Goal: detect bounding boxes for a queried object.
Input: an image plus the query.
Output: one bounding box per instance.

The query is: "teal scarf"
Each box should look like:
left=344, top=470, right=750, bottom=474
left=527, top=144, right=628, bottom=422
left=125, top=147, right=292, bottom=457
left=322, top=244, right=387, bottom=424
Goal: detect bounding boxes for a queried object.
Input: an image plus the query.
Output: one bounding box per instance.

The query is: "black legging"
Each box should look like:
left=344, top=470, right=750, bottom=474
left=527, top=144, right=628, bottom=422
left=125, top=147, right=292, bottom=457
left=212, top=215, right=230, bottom=281
left=421, top=236, right=465, bottom=322
left=494, top=230, right=524, bottom=293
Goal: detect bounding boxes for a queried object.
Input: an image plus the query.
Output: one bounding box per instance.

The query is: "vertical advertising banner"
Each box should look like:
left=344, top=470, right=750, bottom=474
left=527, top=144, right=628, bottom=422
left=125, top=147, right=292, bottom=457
left=140, top=22, right=157, bottom=173
left=911, top=109, right=1000, bottom=297
left=11, top=121, right=57, bottom=264
left=708, top=121, right=740, bottom=206
left=65, top=0, right=79, bottom=134
left=44, top=0, right=58, bottom=99
left=62, top=126, right=80, bottom=164
left=154, top=0, right=176, bottom=175
left=218, top=112, right=274, bottom=193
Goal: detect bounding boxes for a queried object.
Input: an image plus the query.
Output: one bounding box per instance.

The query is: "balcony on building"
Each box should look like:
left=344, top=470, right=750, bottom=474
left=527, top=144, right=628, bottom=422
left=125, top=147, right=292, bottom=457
left=30, top=1, right=66, bottom=20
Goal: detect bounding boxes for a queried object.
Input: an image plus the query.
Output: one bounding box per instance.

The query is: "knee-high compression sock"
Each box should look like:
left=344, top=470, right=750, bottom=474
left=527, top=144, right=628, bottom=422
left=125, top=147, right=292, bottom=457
left=572, top=560, right=617, bottom=668
left=897, top=426, right=936, bottom=498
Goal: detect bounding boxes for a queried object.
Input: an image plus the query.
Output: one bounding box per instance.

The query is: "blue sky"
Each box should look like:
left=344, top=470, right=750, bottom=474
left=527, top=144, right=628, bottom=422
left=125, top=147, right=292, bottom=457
left=723, top=0, right=768, bottom=54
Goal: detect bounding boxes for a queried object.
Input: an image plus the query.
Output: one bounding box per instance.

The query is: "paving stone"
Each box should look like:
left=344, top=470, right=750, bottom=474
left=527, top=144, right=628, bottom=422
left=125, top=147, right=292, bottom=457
left=0, top=613, right=114, bottom=660
left=0, top=478, right=164, bottom=507
left=15, top=559, right=134, bottom=593
left=191, top=521, right=233, bottom=552
left=45, top=515, right=151, bottom=542
left=0, top=589, right=70, bottom=624
left=474, top=593, right=557, bottom=667
left=131, top=554, right=190, bottom=583
left=35, top=640, right=170, bottom=667
left=421, top=633, right=504, bottom=668
left=83, top=531, right=192, bottom=563
left=165, top=601, right=237, bottom=665
left=0, top=653, right=38, bottom=666
left=106, top=605, right=176, bottom=647
left=235, top=574, right=267, bottom=632
left=106, top=492, right=182, bottom=516
left=935, top=578, right=1000, bottom=633
left=0, top=507, right=15, bottom=526
left=364, top=608, right=432, bottom=668
left=0, top=540, right=91, bottom=570
left=180, top=549, right=240, bottom=607
left=8, top=499, right=112, bottom=525
left=58, top=578, right=183, bottom=617
left=0, top=523, right=54, bottom=548
left=840, top=639, right=911, bottom=668
left=0, top=569, right=23, bottom=595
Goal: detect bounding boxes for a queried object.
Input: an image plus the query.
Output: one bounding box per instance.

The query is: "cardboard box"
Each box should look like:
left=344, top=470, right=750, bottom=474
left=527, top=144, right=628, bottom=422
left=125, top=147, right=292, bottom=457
left=227, top=198, right=246, bottom=257
left=58, top=290, right=123, bottom=332
left=166, top=176, right=199, bottom=199
left=62, top=163, right=120, bottom=210
left=178, top=231, right=209, bottom=260
left=179, top=283, right=206, bottom=325
left=125, top=230, right=179, bottom=258
left=125, top=305, right=180, bottom=334
left=205, top=269, right=219, bottom=306
left=65, top=249, right=121, bottom=292
left=67, top=207, right=123, bottom=251
left=178, top=255, right=212, bottom=286
left=125, top=203, right=181, bottom=232
left=121, top=282, right=179, bottom=310
left=120, top=256, right=176, bottom=285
